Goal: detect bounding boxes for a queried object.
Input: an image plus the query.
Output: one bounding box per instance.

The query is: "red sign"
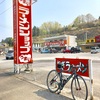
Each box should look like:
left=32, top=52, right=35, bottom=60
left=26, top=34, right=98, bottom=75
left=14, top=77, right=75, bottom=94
left=45, top=40, right=67, bottom=47
left=13, top=0, right=32, bottom=64
left=95, top=35, right=100, bottom=43
left=56, top=58, right=89, bottom=77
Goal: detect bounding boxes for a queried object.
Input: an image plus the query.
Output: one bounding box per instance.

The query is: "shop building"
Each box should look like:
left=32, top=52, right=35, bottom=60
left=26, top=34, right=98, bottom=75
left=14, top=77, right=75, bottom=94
left=43, top=35, right=77, bottom=50
left=80, top=34, right=100, bottom=52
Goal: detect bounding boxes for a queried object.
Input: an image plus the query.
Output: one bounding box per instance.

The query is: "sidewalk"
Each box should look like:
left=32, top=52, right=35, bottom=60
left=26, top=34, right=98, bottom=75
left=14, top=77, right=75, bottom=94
left=1, top=66, right=100, bottom=100
left=0, top=68, right=73, bottom=100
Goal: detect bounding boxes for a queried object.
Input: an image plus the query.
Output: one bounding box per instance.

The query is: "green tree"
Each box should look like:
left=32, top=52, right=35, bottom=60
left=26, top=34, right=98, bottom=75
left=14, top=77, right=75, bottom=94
left=72, top=14, right=95, bottom=28
left=2, top=37, right=13, bottom=46
left=32, top=26, right=40, bottom=36
left=98, top=16, right=100, bottom=21
left=40, top=21, right=62, bottom=35
left=85, top=13, right=95, bottom=23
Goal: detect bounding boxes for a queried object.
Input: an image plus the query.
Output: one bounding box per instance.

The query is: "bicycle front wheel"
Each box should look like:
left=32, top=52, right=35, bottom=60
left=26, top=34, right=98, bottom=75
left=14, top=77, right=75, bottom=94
left=71, top=75, right=88, bottom=100
left=46, top=70, right=60, bottom=93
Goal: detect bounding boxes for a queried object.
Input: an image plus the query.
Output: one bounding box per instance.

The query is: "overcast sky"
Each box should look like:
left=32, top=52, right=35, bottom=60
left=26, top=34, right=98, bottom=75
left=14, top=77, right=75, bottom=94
left=0, top=0, right=100, bottom=41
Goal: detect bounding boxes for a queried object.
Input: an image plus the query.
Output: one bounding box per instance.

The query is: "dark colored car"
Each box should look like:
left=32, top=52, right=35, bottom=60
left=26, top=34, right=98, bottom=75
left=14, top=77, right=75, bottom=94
left=70, top=47, right=81, bottom=53
left=6, top=50, right=14, bottom=60
left=51, top=48, right=58, bottom=53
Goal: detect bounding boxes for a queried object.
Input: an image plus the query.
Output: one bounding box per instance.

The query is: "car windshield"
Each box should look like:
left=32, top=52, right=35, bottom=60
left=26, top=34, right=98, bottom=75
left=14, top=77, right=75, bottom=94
left=8, top=50, right=13, bottom=53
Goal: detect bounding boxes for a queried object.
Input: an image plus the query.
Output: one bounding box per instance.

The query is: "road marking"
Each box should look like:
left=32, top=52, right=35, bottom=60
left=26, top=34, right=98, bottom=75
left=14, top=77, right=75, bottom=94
left=0, top=60, right=13, bottom=63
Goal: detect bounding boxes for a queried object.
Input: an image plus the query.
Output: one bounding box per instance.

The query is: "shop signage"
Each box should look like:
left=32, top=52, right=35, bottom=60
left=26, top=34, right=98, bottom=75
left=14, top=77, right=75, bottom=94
left=45, top=40, right=67, bottom=47
left=95, top=35, right=100, bottom=43
left=13, top=0, right=32, bottom=64
left=56, top=58, right=89, bottom=77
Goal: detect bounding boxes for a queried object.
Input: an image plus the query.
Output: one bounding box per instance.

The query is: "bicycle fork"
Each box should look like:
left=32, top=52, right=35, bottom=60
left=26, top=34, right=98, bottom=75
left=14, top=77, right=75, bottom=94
left=74, top=76, right=81, bottom=90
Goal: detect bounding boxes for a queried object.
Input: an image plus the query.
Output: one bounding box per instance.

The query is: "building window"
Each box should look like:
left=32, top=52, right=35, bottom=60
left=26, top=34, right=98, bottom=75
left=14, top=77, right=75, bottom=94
left=91, top=39, right=94, bottom=42
left=86, top=46, right=91, bottom=49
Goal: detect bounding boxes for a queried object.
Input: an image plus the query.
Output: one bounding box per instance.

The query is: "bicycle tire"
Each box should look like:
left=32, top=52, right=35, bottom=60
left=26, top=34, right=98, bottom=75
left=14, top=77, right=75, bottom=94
left=46, top=70, right=60, bottom=93
left=71, top=75, right=88, bottom=100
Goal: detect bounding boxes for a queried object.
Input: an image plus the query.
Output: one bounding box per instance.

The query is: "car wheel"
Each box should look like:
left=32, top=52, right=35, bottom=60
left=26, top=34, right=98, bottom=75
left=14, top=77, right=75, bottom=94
left=6, top=57, right=8, bottom=60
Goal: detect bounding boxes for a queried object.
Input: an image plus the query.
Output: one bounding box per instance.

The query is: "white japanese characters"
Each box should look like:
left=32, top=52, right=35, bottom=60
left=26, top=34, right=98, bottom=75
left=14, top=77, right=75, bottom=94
left=57, top=61, right=88, bottom=73
left=18, top=0, right=32, bottom=63
left=19, top=0, right=30, bottom=6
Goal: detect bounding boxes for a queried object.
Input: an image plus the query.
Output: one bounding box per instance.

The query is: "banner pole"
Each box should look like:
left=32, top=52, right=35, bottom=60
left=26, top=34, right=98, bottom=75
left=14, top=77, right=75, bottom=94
left=89, top=59, right=93, bottom=100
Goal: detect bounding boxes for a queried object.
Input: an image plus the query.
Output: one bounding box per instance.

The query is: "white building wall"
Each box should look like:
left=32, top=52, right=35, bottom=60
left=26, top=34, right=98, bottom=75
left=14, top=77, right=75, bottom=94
left=69, top=36, right=77, bottom=47
left=43, top=35, right=77, bottom=48
left=33, top=43, right=41, bottom=49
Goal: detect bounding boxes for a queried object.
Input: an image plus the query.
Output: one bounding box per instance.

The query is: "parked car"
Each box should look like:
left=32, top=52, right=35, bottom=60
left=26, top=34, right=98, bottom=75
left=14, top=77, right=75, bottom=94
left=51, top=48, right=58, bottom=53
left=70, top=47, right=81, bottom=53
left=41, top=48, right=50, bottom=53
left=63, top=49, right=71, bottom=53
left=63, top=47, right=81, bottom=53
left=6, top=50, right=14, bottom=60
left=91, top=47, right=100, bottom=54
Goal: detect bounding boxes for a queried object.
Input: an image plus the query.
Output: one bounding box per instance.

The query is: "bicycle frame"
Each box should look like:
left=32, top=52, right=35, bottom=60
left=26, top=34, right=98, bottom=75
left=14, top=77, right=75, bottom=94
left=47, top=68, right=88, bottom=99
left=58, top=69, right=77, bottom=89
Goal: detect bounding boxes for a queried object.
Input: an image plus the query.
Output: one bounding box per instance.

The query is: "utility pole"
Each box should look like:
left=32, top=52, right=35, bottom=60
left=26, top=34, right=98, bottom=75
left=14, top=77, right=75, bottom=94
left=85, top=32, right=87, bottom=42
left=86, top=32, right=87, bottom=40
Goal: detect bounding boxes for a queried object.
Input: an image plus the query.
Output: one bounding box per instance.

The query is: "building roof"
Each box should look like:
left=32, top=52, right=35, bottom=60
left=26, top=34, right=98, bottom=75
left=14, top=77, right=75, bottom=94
left=80, top=42, right=100, bottom=46
left=43, top=35, right=77, bottom=40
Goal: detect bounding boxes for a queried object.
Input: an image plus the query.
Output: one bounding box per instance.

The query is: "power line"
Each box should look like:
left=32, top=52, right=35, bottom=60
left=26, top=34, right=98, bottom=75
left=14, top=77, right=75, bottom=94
left=0, top=0, right=36, bottom=16
left=0, top=0, right=6, bottom=5
left=0, top=6, right=12, bottom=16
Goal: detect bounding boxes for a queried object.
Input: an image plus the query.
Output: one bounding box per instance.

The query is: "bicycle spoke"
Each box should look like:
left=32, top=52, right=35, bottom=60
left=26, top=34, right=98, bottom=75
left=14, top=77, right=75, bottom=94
left=71, top=75, right=88, bottom=100
left=47, top=70, right=60, bottom=93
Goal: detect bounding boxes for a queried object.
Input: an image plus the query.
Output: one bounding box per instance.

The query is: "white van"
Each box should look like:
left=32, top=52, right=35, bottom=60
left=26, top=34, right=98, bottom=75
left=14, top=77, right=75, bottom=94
left=91, top=47, right=100, bottom=54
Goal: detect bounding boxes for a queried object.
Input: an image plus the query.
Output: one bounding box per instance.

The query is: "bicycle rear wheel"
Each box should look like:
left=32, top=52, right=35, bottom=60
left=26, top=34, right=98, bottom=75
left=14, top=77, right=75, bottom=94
left=46, top=70, right=60, bottom=93
left=71, top=75, right=88, bottom=100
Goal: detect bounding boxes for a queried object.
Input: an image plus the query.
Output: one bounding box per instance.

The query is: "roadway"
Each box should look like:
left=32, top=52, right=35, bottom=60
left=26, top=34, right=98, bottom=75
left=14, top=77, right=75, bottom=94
left=0, top=52, right=100, bottom=100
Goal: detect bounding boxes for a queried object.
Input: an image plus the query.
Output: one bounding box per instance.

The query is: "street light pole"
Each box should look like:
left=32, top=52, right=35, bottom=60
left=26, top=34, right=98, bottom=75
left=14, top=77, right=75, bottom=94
left=86, top=32, right=87, bottom=41
left=32, top=0, right=37, bottom=4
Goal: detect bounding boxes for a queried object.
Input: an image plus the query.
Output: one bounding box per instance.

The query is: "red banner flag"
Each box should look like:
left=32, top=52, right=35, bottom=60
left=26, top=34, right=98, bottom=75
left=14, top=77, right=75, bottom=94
left=13, top=0, right=32, bottom=64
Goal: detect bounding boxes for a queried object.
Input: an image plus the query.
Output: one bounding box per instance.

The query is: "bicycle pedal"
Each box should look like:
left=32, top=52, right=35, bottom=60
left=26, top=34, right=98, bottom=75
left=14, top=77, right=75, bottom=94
left=56, top=90, right=61, bottom=94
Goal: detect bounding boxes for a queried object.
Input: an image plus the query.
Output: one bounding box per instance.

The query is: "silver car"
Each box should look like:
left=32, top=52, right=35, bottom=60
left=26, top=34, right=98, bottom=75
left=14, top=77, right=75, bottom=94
left=91, top=47, right=100, bottom=54
left=6, top=50, right=14, bottom=60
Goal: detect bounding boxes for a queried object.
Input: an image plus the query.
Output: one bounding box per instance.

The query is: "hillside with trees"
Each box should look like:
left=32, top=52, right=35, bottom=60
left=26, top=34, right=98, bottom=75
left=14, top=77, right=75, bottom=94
left=1, top=13, right=100, bottom=46
left=32, top=13, right=100, bottom=45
